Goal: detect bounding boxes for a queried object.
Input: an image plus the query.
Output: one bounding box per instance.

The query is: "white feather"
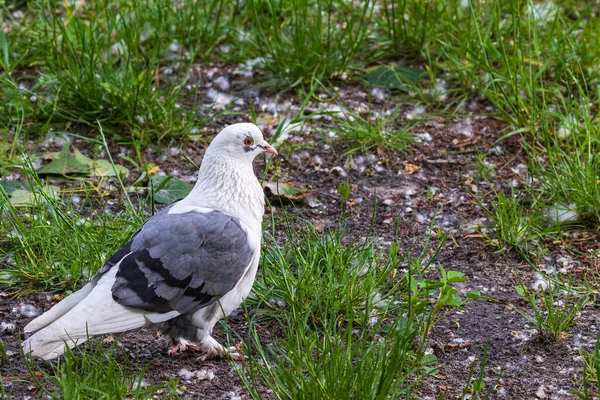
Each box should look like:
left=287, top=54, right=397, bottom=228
left=24, top=281, right=95, bottom=333
left=22, top=265, right=180, bottom=359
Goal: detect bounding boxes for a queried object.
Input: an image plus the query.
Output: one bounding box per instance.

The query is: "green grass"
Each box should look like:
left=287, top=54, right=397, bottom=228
left=514, top=273, right=590, bottom=341
left=425, top=0, right=600, bottom=261
left=377, top=0, right=445, bottom=58
left=24, top=340, right=174, bottom=399
left=2, top=0, right=600, bottom=396
left=248, top=0, right=373, bottom=87
left=333, top=108, right=415, bottom=155
left=472, top=188, right=544, bottom=256
left=0, top=0, right=239, bottom=142
left=234, top=225, right=478, bottom=398
left=0, top=156, right=143, bottom=291
left=574, top=334, right=600, bottom=399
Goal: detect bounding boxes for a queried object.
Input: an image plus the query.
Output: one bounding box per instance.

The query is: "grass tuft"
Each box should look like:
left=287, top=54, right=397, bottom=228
left=514, top=274, right=589, bottom=341
left=249, top=0, right=373, bottom=87
left=334, top=108, right=414, bottom=155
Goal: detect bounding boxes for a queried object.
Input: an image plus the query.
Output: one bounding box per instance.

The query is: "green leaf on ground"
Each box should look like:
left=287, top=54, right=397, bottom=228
left=151, top=176, right=193, bottom=204
left=38, top=145, right=129, bottom=177
left=366, top=65, right=426, bottom=91
left=0, top=180, right=27, bottom=193
left=0, top=180, right=60, bottom=206
left=38, top=145, right=91, bottom=175
left=8, top=186, right=60, bottom=206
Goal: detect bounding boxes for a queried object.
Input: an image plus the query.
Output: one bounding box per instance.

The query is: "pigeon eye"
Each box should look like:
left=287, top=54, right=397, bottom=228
left=243, top=137, right=254, bottom=146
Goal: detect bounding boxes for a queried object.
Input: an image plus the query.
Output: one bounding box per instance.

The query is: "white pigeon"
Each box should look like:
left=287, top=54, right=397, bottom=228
left=22, top=123, right=277, bottom=360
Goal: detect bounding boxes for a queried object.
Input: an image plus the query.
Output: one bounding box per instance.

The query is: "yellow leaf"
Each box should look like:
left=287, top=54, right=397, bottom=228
left=148, top=166, right=159, bottom=175
left=402, top=163, right=420, bottom=174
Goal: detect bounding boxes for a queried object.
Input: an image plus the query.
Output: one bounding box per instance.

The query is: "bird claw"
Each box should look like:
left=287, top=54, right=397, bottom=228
left=171, top=338, right=246, bottom=360
left=227, top=342, right=247, bottom=360
left=195, top=342, right=247, bottom=361
left=168, top=340, right=202, bottom=355
left=228, top=351, right=248, bottom=361
left=197, top=351, right=247, bottom=361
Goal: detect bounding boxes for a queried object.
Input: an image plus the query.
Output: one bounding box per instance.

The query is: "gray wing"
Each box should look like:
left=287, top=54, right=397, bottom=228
left=110, top=208, right=254, bottom=315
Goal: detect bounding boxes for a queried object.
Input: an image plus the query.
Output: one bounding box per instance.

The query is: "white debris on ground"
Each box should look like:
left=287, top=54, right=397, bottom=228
left=330, top=166, right=347, bottom=177
left=405, top=105, right=426, bottom=120
left=273, top=121, right=309, bottom=146
left=531, top=262, right=555, bottom=290
left=417, top=132, right=432, bottom=142
left=527, top=0, right=557, bottom=21
left=370, top=87, right=385, bottom=102
left=349, top=154, right=384, bottom=174
left=110, top=41, right=125, bottom=57
left=12, top=302, right=39, bottom=318
left=543, top=203, right=578, bottom=223
left=206, top=89, right=234, bottom=110
left=1, top=321, right=16, bottom=333
left=432, top=78, right=448, bottom=102
left=40, top=132, right=73, bottom=148
left=233, top=57, right=265, bottom=78
left=510, top=329, right=538, bottom=342
left=455, top=118, right=474, bottom=137
left=226, top=392, right=243, bottom=400
left=177, top=368, right=215, bottom=381
left=213, top=76, right=230, bottom=91
left=488, top=145, right=503, bottom=155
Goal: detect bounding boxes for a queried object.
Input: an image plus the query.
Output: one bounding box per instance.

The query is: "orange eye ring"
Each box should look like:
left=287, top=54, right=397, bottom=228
left=243, top=137, right=254, bottom=146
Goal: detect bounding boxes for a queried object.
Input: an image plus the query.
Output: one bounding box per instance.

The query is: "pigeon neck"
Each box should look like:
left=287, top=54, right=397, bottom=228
left=185, top=153, right=265, bottom=227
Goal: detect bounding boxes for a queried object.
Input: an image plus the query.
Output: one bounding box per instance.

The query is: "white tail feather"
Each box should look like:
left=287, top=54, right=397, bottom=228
left=24, top=282, right=95, bottom=333
left=22, top=267, right=179, bottom=360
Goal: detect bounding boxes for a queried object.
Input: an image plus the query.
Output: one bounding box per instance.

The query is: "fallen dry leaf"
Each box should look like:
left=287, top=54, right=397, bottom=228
left=263, top=182, right=307, bottom=204
left=2, top=371, right=42, bottom=383
left=400, top=163, right=420, bottom=174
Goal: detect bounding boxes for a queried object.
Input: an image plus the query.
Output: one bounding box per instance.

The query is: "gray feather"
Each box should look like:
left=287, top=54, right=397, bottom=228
left=110, top=207, right=254, bottom=315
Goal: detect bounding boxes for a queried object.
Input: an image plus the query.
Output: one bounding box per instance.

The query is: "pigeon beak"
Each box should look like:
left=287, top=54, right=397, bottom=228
left=263, top=143, right=278, bottom=155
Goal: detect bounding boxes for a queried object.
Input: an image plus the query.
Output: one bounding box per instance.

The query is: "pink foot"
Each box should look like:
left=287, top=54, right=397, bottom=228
left=168, top=339, right=201, bottom=356
left=168, top=345, right=180, bottom=355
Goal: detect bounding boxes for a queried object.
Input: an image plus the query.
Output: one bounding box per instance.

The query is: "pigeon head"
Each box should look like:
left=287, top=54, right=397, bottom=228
left=206, top=123, right=277, bottom=161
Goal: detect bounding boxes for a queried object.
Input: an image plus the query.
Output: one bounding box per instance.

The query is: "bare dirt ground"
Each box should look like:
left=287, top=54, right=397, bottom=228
left=2, top=77, right=599, bottom=399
